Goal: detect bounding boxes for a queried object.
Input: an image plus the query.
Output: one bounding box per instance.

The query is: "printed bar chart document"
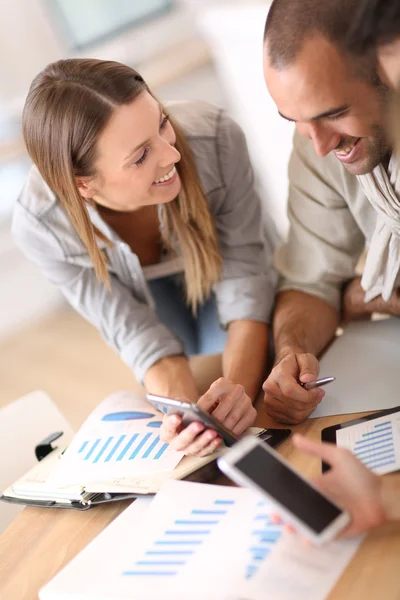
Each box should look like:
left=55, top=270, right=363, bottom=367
left=39, top=481, right=361, bottom=600
left=3, top=392, right=246, bottom=507
left=48, top=391, right=183, bottom=487
left=336, top=411, right=400, bottom=474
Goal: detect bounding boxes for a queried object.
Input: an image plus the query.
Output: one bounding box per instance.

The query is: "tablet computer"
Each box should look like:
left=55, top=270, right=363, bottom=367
left=321, top=405, right=400, bottom=474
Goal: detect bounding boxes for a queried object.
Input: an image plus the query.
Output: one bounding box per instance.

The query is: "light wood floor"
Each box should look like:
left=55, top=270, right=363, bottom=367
left=0, top=308, right=223, bottom=430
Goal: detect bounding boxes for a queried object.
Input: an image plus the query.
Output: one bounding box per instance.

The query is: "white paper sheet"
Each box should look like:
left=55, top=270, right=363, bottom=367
left=48, top=391, right=184, bottom=487
left=39, top=481, right=361, bottom=600
left=311, top=318, right=400, bottom=418
left=336, top=411, right=400, bottom=474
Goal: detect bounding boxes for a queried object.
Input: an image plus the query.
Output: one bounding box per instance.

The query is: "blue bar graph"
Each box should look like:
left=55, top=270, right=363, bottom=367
left=352, top=422, right=396, bottom=472
left=154, top=443, right=168, bottom=460
left=122, top=497, right=235, bottom=578
left=117, top=434, right=139, bottom=461
left=75, top=432, right=171, bottom=465
left=105, top=435, right=126, bottom=462
left=78, top=441, right=88, bottom=453
left=84, top=439, right=101, bottom=460
left=245, top=511, right=283, bottom=580
left=142, top=435, right=160, bottom=459
left=191, top=509, right=227, bottom=515
left=355, top=443, right=393, bottom=458
left=93, top=436, right=113, bottom=463
left=175, top=520, right=219, bottom=525
left=129, top=433, right=152, bottom=460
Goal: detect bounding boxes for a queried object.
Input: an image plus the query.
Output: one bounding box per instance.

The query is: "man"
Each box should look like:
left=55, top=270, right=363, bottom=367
left=262, top=0, right=400, bottom=424
left=269, top=0, right=400, bottom=541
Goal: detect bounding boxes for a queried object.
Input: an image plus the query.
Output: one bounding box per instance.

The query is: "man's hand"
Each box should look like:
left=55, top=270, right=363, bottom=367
left=262, top=353, right=324, bottom=424
left=160, top=378, right=257, bottom=457
left=343, top=276, right=400, bottom=322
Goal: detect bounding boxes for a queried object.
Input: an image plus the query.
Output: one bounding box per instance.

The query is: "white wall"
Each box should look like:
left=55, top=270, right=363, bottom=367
left=0, top=0, right=200, bottom=113
left=0, top=0, right=63, bottom=110
left=199, top=3, right=293, bottom=239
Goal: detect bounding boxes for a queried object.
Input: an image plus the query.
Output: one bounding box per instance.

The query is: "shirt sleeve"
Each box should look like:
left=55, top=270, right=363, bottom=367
left=212, top=111, right=278, bottom=328
left=12, top=204, right=184, bottom=384
left=275, top=132, right=366, bottom=311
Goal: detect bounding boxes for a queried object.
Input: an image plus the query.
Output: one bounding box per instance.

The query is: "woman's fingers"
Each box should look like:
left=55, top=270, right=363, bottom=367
left=160, top=377, right=255, bottom=457
left=187, top=435, right=223, bottom=457
left=197, top=378, right=233, bottom=412
left=159, top=414, right=183, bottom=442
left=198, top=377, right=256, bottom=434
left=230, top=404, right=258, bottom=435
left=180, top=429, right=222, bottom=456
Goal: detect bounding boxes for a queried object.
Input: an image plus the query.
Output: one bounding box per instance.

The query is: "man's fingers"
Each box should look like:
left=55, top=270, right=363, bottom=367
left=297, top=353, right=320, bottom=384
left=265, top=396, right=318, bottom=424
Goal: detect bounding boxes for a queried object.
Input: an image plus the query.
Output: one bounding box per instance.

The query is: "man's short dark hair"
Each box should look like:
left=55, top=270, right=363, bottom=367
left=264, top=0, right=368, bottom=69
left=346, top=0, right=400, bottom=55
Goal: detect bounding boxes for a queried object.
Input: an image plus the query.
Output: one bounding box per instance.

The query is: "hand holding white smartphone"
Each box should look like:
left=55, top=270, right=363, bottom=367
left=217, top=436, right=350, bottom=544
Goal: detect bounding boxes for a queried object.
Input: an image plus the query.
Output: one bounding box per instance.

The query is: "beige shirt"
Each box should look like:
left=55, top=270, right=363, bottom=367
left=275, top=131, right=400, bottom=311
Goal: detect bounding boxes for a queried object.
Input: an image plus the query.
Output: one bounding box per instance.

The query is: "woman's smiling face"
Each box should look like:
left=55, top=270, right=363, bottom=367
left=77, top=91, right=182, bottom=211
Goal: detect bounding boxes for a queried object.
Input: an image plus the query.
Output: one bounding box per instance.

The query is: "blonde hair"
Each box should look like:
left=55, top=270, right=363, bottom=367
left=22, top=58, right=222, bottom=312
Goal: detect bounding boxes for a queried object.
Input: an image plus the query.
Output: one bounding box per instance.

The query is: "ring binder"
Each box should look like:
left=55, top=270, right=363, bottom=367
left=35, top=431, right=64, bottom=461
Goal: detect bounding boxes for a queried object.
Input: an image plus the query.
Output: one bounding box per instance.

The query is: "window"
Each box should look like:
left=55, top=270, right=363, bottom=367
left=48, top=0, right=174, bottom=49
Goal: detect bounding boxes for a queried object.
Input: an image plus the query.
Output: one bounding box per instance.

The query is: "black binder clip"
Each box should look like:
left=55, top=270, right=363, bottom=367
left=35, top=431, right=64, bottom=461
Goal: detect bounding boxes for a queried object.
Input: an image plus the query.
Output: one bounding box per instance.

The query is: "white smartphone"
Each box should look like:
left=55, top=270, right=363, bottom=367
left=217, top=436, right=350, bottom=544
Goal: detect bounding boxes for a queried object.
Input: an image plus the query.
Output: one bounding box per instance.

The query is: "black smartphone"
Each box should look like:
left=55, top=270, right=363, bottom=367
left=255, top=428, right=291, bottom=448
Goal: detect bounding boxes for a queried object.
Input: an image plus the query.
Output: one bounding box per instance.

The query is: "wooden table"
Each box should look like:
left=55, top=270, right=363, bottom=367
left=0, top=406, right=399, bottom=600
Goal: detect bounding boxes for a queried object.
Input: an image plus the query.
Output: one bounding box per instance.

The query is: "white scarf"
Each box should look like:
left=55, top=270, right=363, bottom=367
left=357, top=156, right=400, bottom=302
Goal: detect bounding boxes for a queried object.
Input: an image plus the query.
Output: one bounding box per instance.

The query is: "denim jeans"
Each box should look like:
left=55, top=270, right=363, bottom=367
left=148, top=275, right=227, bottom=356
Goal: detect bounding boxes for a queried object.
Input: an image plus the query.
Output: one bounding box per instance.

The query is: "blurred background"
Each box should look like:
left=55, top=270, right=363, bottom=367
left=0, top=0, right=294, bottom=422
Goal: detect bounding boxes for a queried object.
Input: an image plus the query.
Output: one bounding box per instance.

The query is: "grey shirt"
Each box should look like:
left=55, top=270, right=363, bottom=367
left=12, top=101, right=276, bottom=383
left=275, top=130, right=400, bottom=311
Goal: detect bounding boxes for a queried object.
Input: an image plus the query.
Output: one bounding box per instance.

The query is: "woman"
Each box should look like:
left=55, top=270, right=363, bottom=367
left=13, top=59, right=277, bottom=456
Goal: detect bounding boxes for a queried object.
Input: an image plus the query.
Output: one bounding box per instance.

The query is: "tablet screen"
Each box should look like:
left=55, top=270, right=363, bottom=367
left=336, top=411, right=400, bottom=475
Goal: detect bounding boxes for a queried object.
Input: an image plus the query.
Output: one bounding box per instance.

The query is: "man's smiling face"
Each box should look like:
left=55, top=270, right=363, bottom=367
left=264, top=35, right=390, bottom=175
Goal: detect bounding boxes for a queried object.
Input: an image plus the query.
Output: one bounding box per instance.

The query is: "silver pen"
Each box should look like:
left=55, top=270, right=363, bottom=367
left=300, top=376, right=335, bottom=391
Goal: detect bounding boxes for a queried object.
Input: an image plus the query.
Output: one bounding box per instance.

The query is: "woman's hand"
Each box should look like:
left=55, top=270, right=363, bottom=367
left=276, top=434, right=386, bottom=538
left=159, top=377, right=257, bottom=457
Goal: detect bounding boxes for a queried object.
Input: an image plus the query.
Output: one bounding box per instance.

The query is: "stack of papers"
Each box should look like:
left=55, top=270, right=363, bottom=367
left=39, top=480, right=361, bottom=600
